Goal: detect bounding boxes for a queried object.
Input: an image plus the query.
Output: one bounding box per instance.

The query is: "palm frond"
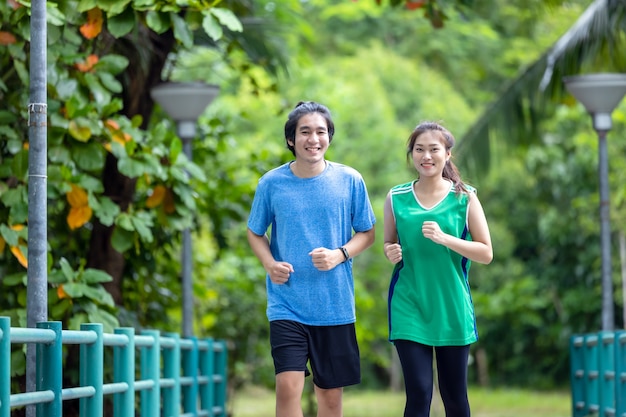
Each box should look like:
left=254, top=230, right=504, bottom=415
left=457, top=0, right=626, bottom=175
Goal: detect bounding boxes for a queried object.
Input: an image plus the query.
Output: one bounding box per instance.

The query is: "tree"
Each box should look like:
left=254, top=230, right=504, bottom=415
left=456, top=0, right=626, bottom=175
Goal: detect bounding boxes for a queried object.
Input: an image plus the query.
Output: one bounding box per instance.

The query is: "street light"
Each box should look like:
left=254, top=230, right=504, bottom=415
left=563, top=73, right=626, bottom=331
left=150, top=81, right=220, bottom=337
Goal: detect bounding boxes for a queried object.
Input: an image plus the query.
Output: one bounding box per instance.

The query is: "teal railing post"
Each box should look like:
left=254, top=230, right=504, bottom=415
left=584, top=334, right=600, bottom=414
left=114, top=327, right=135, bottom=417
left=182, top=336, right=199, bottom=416
left=163, top=332, right=181, bottom=417
left=215, top=341, right=227, bottom=415
left=570, top=335, right=586, bottom=417
left=199, top=338, right=214, bottom=417
left=141, top=330, right=160, bottom=417
left=80, top=323, right=103, bottom=417
left=0, top=317, right=10, bottom=417
left=617, top=332, right=626, bottom=417
left=599, top=332, right=616, bottom=416
left=36, top=321, right=62, bottom=417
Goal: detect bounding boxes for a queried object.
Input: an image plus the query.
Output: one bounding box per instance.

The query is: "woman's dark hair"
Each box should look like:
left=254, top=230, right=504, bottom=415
left=284, top=101, right=335, bottom=156
left=406, top=121, right=468, bottom=194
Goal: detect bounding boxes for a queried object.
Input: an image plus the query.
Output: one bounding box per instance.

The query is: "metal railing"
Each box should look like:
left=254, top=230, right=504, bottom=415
left=570, top=331, right=626, bottom=417
left=0, top=316, right=228, bottom=417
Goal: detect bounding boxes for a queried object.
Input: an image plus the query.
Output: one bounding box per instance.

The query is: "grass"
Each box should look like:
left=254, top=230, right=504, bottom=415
left=230, top=385, right=572, bottom=417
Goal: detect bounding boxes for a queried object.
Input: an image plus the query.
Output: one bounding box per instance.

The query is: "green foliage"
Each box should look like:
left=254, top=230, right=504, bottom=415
left=0, top=0, right=248, bottom=382
left=2, top=0, right=622, bottom=394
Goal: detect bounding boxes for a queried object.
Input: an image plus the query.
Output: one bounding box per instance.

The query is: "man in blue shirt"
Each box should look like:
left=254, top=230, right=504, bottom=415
left=247, top=101, right=376, bottom=417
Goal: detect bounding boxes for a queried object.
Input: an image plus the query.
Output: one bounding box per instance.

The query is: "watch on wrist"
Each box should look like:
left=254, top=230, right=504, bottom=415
left=340, top=246, right=350, bottom=262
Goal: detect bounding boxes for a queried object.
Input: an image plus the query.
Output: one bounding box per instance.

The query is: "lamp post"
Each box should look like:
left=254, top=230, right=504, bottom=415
left=564, top=73, right=626, bottom=331
left=150, top=81, right=220, bottom=337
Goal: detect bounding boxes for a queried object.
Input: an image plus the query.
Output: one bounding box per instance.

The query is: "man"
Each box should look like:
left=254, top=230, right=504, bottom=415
left=247, top=101, right=376, bottom=417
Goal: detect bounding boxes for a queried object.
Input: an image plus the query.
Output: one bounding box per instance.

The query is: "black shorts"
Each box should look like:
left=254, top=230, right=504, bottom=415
left=269, top=320, right=361, bottom=389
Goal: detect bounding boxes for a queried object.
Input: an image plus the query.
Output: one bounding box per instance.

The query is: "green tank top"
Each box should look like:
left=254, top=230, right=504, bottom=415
left=388, top=180, right=478, bottom=346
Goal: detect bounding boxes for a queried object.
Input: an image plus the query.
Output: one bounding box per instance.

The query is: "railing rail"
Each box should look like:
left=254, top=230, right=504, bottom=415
left=570, top=331, right=626, bottom=417
left=0, top=316, right=228, bottom=417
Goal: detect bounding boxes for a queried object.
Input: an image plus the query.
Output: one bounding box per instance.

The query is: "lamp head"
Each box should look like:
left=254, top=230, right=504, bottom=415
left=150, top=81, right=220, bottom=122
left=564, top=73, right=626, bottom=131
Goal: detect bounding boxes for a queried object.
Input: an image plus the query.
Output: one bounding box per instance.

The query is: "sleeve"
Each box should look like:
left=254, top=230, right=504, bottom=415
left=247, top=178, right=272, bottom=236
left=351, top=173, right=376, bottom=233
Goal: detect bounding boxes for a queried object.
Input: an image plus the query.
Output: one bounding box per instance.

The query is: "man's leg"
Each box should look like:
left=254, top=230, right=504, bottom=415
left=314, top=385, right=343, bottom=417
left=276, top=371, right=306, bottom=417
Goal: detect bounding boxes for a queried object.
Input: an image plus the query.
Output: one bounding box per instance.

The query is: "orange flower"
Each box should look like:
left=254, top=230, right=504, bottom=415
left=75, top=54, right=99, bottom=72
left=79, top=8, right=103, bottom=40
left=57, top=284, right=70, bottom=300
left=406, top=1, right=425, bottom=10
left=66, top=184, right=88, bottom=208
left=66, top=184, right=92, bottom=230
left=67, top=206, right=93, bottom=230
left=10, top=246, right=27, bottom=268
left=0, top=31, right=16, bottom=45
left=104, top=119, right=132, bottom=152
left=146, top=185, right=167, bottom=208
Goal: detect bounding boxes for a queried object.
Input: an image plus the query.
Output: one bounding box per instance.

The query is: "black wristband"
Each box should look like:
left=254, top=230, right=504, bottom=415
left=340, top=246, right=350, bottom=262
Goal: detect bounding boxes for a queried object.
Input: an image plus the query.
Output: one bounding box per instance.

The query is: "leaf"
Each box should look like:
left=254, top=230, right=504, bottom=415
left=163, top=188, right=176, bottom=214
left=117, top=156, right=147, bottom=178
left=92, top=196, right=120, bottom=226
left=145, top=10, right=170, bottom=34
left=86, top=308, right=119, bottom=333
left=72, top=142, right=106, bottom=171
left=115, top=213, right=133, bottom=231
left=82, top=285, right=114, bottom=305
left=130, top=213, right=154, bottom=243
left=97, top=71, right=123, bottom=93
left=202, top=13, right=222, bottom=42
left=172, top=12, right=193, bottom=48
left=49, top=298, right=72, bottom=317
left=68, top=313, right=89, bottom=330
left=0, top=236, right=5, bottom=253
left=96, top=54, right=129, bottom=74
left=106, top=7, right=136, bottom=38
left=210, top=8, right=243, bottom=32
left=67, top=205, right=93, bottom=230
left=1, top=273, right=26, bottom=286
left=79, top=8, right=103, bottom=39
left=61, top=282, right=86, bottom=298
left=82, top=268, right=113, bottom=284
left=111, top=227, right=134, bottom=252
left=59, top=257, right=75, bottom=281
left=68, top=120, right=92, bottom=142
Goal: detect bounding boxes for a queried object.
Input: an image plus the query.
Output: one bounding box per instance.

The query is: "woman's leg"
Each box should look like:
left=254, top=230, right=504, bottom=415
left=395, top=340, right=434, bottom=417
left=435, top=345, right=471, bottom=417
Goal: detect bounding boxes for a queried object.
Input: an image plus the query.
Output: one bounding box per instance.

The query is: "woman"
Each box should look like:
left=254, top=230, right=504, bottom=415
left=383, top=121, right=493, bottom=417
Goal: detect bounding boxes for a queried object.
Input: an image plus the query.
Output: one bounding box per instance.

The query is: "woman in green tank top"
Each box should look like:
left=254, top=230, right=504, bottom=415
left=383, top=122, right=493, bottom=417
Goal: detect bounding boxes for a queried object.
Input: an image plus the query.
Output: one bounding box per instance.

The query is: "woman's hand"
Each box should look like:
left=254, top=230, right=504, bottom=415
left=422, top=221, right=447, bottom=245
left=384, top=242, right=403, bottom=264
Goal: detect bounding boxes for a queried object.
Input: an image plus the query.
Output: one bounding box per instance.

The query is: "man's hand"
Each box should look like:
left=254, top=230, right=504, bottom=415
left=267, top=261, right=294, bottom=284
left=309, top=247, right=343, bottom=271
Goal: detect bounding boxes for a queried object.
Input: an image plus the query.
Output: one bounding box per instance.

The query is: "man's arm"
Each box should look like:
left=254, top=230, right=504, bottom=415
left=247, top=228, right=294, bottom=284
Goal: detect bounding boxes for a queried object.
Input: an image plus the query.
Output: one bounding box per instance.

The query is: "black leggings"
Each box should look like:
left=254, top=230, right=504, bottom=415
left=395, top=340, right=470, bottom=417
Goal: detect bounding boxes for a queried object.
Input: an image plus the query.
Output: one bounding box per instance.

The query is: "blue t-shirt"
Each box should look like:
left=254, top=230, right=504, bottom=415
left=247, top=161, right=376, bottom=326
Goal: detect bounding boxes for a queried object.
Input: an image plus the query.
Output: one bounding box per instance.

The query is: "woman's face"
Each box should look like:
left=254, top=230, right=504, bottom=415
left=287, top=112, right=330, bottom=164
left=411, top=130, right=450, bottom=177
